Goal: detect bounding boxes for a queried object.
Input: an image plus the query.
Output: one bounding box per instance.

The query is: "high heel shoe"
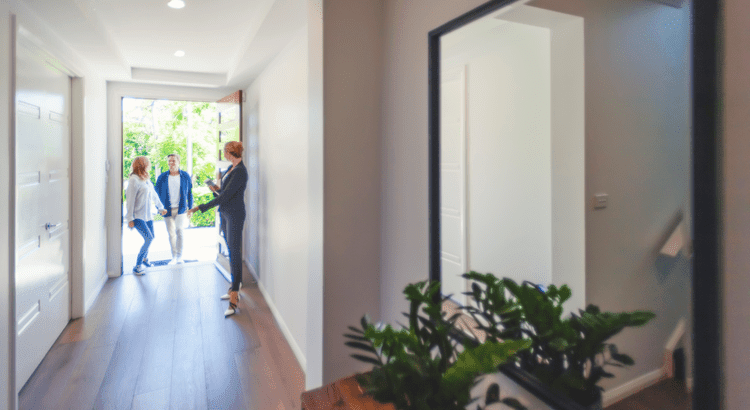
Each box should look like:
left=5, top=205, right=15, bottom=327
left=224, top=291, right=239, bottom=317
left=220, top=282, right=241, bottom=300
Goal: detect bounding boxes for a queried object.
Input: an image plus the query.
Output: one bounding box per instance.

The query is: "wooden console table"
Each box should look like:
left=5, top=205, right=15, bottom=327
left=300, top=374, right=396, bottom=410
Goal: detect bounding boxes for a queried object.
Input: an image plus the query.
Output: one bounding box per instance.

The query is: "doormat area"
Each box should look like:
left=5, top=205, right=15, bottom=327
left=147, top=259, right=199, bottom=267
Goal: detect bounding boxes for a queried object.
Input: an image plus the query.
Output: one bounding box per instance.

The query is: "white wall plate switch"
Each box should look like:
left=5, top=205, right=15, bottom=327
left=593, top=193, right=608, bottom=209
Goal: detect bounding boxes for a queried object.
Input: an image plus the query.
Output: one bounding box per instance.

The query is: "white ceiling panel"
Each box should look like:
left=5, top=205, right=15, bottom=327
left=17, top=0, right=305, bottom=87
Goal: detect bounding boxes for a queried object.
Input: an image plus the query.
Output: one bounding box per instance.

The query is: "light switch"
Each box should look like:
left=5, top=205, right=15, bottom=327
left=593, top=193, right=608, bottom=210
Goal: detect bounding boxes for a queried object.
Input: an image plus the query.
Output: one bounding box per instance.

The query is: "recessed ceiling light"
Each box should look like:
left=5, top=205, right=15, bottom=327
left=167, top=0, right=185, bottom=9
left=174, top=50, right=185, bottom=57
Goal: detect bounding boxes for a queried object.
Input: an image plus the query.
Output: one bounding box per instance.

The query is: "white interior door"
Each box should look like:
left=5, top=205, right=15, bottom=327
left=15, top=36, right=72, bottom=390
left=440, top=66, right=468, bottom=306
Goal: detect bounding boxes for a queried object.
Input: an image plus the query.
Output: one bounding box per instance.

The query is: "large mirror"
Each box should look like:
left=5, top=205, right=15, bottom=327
left=431, top=0, right=695, bottom=408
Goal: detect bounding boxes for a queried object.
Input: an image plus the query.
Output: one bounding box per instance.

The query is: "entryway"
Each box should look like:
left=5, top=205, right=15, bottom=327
left=121, top=98, right=220, bottom=272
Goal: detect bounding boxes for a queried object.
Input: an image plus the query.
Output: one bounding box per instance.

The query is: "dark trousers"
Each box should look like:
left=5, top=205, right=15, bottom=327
left=221, top=211, right=245, bottom=292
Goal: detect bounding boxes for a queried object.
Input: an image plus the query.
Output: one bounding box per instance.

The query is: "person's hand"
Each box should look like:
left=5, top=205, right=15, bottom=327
left=208, top=185, right=218, bottom=192
left=128, top=221, right=134, bottom=228
left=160, top=209, right=168, bottom=216
left=187, top=206, right=199, bottom=217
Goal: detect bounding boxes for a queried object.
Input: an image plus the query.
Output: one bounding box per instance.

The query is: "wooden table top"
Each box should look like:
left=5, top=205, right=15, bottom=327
left=300, top=374, right=396, bottom=410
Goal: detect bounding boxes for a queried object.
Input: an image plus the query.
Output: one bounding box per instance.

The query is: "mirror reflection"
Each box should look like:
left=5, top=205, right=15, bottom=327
left=438, top=0, right=692, bottom=407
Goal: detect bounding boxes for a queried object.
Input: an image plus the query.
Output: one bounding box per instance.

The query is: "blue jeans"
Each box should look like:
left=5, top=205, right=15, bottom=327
left=132, top=219, right=154, bottom=269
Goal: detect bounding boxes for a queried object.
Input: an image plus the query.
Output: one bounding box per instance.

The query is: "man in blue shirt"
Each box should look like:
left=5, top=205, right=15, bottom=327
left=155, top=154, right=194, bottom=264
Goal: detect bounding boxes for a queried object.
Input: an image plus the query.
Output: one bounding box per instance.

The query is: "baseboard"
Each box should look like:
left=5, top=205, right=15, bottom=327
left=214, top=261, right=231, bottom=283
left=244, top=257, right=259, bottom=282
left=255, top=279, right=307, bottom=374
left=84, top=272, right=108, bottom=315
left=602, top=368, right=664, bottom=407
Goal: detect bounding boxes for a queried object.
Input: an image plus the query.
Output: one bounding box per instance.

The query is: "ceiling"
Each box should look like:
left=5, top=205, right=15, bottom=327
left=17, top=0, right=307, bottom=88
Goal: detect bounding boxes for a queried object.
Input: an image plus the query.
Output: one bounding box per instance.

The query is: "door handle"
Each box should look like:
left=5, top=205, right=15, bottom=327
left=45, top=222, right=61, bottom=230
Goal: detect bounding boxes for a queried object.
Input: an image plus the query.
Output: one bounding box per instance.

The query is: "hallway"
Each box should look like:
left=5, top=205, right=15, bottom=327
left=18, top=262, right=304, bottom=410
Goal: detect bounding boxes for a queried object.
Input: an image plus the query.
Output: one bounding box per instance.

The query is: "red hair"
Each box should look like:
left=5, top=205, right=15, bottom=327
left=131, top=156, right=150, bottom=180
left=225, top=141, right=244, bottom=159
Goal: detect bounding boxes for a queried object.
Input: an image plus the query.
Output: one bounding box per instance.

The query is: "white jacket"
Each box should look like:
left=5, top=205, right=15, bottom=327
left=125, top=174, right=165, bottom=222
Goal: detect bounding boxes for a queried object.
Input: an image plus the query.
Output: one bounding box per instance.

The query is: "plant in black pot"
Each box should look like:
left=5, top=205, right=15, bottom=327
left=345, top=280, right=532, bottom=410
left=461, top=272, right=656, bottom=410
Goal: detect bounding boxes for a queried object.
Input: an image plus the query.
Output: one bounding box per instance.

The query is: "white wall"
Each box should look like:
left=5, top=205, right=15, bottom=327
left=1, top=5, right=15, bottom=409
left=77, top=75, right=109, bottom=314
left=321, top=0, right=384, bottom=385
left=305, top=0, right=324, bottom=391
left=723, top=0, right=750, bottom=407
left=381, top=0, right=691, bottom=397
left=244, top=27, right=310, bottom=373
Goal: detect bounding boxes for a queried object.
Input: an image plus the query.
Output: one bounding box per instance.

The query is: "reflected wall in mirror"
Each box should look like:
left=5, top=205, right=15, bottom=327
left=434, top=0, right=692, bottom=407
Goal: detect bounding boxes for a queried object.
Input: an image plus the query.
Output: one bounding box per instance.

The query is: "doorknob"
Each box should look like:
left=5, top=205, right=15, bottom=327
left=45, top=222, right=61, bottom=230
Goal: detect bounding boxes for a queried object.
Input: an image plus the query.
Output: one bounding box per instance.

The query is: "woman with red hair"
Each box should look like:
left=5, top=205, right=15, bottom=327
left=125, top=156, right=167, bottom=275
left=189, top=141, right=247, bottom=316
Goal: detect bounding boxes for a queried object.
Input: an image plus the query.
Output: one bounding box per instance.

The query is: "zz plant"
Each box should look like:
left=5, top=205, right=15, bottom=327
left=345, top=280, right=531, bottom=410
left=461, top=272, right=656, bottom=407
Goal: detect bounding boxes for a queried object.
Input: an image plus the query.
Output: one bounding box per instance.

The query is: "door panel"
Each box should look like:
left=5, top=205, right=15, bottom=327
left=15, top=37, right=71, bottom=390
left=215, top=91, right=242, bottom=277
left=440, top=67, right=468, bottom=307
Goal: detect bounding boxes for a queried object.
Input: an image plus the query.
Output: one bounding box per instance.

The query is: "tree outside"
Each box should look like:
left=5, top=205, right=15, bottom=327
left=122, top=98, right=219, bottom=227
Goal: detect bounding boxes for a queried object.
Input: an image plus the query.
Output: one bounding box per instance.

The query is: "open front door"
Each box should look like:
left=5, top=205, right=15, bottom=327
left=215, top=90, right=242, bottom=277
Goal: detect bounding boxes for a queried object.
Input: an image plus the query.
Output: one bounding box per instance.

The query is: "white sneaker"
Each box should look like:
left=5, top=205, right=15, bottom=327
left=176, top=257, right=184, bottom=264
left=133, top=265, right=146, bottom=276
left=168, top=258, right=178, bottom=265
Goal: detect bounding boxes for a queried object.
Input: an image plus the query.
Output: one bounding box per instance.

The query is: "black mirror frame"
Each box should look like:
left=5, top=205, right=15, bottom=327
left=427, top=1, right=721, bottom=409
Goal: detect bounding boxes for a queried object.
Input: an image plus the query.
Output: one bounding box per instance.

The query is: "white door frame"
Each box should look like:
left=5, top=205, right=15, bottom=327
left=105, top=82, right=235, bottom=277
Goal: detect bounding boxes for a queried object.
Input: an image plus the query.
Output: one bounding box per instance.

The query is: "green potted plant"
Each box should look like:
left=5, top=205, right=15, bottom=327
left=461, top=272, right=656, bottom=410
left=345, top=280, right=532, bottom=410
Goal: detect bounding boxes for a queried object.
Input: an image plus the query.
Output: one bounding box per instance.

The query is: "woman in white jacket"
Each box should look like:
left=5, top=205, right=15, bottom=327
left=125, top=156, right=167, bottom=275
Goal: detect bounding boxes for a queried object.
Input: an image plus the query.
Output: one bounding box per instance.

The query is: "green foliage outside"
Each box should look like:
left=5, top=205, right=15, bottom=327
left=122, top=98, right=220, bottom=228
left=122, top=98, right=219, bottom=192
left=190, top=191, right=216, bottom=227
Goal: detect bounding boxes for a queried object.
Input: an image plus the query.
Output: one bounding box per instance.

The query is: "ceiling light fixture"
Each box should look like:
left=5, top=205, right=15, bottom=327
left=174, top=50, right=185, bottom=57
left=167, top=0, right=185, bottom=9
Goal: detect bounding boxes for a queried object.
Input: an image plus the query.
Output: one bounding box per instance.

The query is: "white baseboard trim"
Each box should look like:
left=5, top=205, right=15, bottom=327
left=84, top=272, right=109, bottom=315
left=244, top=257, right=259, bottom=282
left=214, top=261, right=231, bottom=283
left=254, top=276, right=307, bottom=374
left=602, top=368, right=664, bottom=408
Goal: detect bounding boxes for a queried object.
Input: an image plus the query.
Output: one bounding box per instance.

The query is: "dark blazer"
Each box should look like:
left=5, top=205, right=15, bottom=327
left=198, top=161, right=248, bottom=217
left=155, top=169, right=193, bottom=217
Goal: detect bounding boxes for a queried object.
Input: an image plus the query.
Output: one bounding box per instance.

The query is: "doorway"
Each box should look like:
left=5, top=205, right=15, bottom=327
left=121, top=98, right=220, bottom=272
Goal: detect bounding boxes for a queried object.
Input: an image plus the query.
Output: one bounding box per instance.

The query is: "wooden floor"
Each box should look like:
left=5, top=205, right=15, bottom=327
left=605, top=378, right=691, bottom=410
left=18, top=262, right=305, bottom=410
